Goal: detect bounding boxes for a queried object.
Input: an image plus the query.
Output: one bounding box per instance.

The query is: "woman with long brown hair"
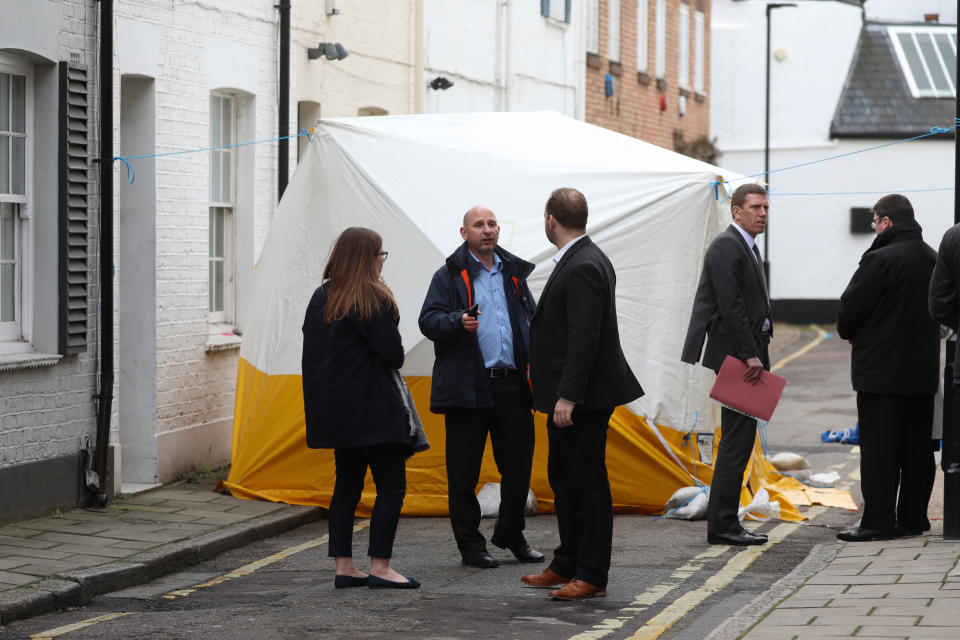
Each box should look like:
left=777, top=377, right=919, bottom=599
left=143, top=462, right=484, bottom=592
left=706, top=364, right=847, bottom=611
left=302, top=227, right=420, bottom=589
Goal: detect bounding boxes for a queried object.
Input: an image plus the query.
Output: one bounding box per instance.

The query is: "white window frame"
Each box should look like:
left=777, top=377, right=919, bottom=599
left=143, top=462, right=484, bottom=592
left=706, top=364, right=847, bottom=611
left=608, top=0, right=621, bottom=62
left=678, top=3, right=690, bottom=89
left=0, top=55, right=33, bottom=352
left=655, top=0, right=667, bottom=79
left=888, top=26, right=956, bottom=98
left=209, top=92, right=235, bottom=326
left=586, top=0, right=600, bottom=54
left=694, top=10, right=705, bottom=92
left=637, top=0, right=649, bottom=73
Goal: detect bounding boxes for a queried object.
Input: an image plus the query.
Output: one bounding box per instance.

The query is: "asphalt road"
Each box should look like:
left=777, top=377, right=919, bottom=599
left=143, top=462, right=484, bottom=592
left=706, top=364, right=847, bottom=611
left=2, top=325, right=870, bottom=640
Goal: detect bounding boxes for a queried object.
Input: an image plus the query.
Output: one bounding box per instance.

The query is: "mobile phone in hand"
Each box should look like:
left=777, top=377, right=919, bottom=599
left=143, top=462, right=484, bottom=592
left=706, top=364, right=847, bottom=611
left=467, top=303, right=479, bottom=318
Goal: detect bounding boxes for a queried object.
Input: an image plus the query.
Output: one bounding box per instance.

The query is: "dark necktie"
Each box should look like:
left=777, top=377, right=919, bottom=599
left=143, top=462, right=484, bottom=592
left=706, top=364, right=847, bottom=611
left=752, top=244, right=762, bottom=264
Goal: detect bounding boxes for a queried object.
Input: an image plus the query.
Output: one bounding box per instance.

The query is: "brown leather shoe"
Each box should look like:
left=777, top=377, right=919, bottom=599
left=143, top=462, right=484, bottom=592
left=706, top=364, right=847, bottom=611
left=520, top=567, right=571, bottom=588
left=549, top=579, right=606, bottom=601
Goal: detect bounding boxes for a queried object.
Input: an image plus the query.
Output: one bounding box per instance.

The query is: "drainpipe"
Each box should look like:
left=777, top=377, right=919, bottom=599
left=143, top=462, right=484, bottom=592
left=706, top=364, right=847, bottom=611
left=277, top=1, right=291, bottom=201
left=92, top=0, right=114, bottom=507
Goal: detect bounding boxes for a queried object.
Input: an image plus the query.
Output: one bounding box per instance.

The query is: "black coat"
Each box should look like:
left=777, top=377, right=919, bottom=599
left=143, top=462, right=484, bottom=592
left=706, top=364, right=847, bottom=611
left=838, top=219, right=939, bottom=395
left=929, top=222, right=960, bottom=371
left=529, top=236, right=643, bottom=412
left=682, top=225, right=772, bottom=371
left=301, top=283, right=409, bottom=449
left=418, top=242, right=536, bottom=413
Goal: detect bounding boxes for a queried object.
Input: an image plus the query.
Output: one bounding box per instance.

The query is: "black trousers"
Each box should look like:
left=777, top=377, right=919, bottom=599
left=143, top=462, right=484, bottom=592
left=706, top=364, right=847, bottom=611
left=444, top=373, right=535, bottom=554
left=546, top=407, right=614, bottom=589
left=328, top=443, right=406, bottom=559
left=857, top=392, right=934, bottom=532
left=707, top=406, right=757, bottom=536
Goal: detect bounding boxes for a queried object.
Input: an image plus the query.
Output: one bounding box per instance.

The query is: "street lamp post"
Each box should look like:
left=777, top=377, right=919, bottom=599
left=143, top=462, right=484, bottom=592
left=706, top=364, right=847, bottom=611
left=763, top=2, right=795, bottom=293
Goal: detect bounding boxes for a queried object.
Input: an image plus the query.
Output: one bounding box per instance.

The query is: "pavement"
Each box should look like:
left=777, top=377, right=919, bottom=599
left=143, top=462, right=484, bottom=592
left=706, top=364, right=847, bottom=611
left=0, top=479, right=324, bottom=626
left=1, top=323, right=958, bottom=639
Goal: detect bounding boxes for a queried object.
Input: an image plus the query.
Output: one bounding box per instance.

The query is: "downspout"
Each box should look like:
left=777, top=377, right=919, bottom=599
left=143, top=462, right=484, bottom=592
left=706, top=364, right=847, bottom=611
left=503, top=0, right=514, bottom=111
left=278, top=1, right=291, bottom=201
left=92, top=0, right=114, bottom=506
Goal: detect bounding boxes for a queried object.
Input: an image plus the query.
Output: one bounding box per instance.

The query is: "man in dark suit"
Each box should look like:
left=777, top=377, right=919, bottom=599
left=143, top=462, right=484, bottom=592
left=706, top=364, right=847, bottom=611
left=521, top=188, right=643, bottom=601
left=681, top=183, right=772, bottom=547
left=838, top=194, right=939, bottom=541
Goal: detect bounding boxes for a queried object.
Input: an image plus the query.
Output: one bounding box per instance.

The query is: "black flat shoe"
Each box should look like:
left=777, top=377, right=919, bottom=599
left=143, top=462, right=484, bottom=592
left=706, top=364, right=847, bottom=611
left=495, top=541, right=545, bottom=563
left=893, top=525, right=923, bottom=538
left=334, top=574, right=369, bottom=589
left=708, top=530, right=767, bottom=546
left=461, top=550, right=499, bottom=568
left=836, top=527, right=894, bottom=542
left=368, top=575, right=420, bottom=589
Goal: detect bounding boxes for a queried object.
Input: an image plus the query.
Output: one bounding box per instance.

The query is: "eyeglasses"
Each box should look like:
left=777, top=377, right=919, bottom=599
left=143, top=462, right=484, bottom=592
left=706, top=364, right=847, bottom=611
left=870, top=216, right=886, bottom=230
left=376, top=251, right=389, bottom=260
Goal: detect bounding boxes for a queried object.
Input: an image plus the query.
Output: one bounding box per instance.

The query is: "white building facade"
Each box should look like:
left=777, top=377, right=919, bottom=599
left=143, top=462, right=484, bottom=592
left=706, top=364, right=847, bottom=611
left=421, top=0, right=585, bottom=118
left=711, top=0, right=956, bottom=321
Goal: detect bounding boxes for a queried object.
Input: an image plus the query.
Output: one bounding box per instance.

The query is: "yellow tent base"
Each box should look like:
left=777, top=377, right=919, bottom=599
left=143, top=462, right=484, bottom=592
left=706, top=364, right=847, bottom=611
left=224, top=358, right=810, bottom=521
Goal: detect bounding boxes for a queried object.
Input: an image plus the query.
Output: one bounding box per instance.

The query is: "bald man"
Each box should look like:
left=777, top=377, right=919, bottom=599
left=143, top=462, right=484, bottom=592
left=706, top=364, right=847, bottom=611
left=419, top=206, right=543, bottom=569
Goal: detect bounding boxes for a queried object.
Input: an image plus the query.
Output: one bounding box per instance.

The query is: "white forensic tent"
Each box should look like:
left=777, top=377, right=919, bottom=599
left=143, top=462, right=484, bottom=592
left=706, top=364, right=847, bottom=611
left=224, top=111, right=805, bottom=520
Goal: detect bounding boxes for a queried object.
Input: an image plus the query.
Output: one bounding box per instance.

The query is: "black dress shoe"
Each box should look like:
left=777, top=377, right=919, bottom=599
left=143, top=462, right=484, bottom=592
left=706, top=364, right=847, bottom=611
left=368, top=575, right=420, bottom=589
left=334, top=574, right=369, bottom=589
left=461, top=550, right=500, bottom=568
left=494, top=541, right=545, bottom=563
left=893, top=525, right=923, bottom=538
left=708, top=530, right=767, bottom=546
left=836, top=527, right=894, bottom=542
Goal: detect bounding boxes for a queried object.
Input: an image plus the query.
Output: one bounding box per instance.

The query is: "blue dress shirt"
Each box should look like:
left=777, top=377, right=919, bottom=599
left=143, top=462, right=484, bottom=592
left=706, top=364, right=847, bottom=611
left=469, top=251, right=516, bottom=369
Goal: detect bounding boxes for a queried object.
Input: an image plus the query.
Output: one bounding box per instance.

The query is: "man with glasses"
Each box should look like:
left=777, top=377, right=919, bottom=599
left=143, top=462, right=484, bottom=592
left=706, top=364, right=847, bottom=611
left=419, top=205, right=543, bottom=569
left=837, top=194, right=939, bottom=541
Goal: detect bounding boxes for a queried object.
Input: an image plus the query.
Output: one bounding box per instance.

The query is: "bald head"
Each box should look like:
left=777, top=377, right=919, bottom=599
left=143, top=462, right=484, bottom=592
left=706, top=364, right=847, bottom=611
left=460, top=205, right=500, bottom=263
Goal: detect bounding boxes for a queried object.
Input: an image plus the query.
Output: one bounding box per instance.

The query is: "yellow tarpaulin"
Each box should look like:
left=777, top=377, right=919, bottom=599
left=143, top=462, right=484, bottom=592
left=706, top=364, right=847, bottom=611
left=223, top=359, right=806, bottom=522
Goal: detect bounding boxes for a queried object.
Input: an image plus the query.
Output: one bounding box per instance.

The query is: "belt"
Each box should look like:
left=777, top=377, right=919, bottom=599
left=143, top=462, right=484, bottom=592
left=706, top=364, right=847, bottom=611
left=486, top=367, right=517, bottom=378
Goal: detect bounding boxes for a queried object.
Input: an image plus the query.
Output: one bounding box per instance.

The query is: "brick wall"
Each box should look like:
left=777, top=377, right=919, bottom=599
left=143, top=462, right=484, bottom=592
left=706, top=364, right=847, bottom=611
left=586, top=0, right=711, bottom=151
left=0, top=0, right=100, bottom=472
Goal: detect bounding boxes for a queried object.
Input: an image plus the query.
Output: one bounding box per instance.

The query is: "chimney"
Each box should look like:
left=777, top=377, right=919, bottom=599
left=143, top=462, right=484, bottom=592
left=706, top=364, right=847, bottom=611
left=924, top=13, right=939, bottom=23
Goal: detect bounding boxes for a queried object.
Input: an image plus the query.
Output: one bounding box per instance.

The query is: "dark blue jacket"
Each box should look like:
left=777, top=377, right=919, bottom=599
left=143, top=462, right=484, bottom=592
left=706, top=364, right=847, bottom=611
left=418, top=243, right=536, bottom=413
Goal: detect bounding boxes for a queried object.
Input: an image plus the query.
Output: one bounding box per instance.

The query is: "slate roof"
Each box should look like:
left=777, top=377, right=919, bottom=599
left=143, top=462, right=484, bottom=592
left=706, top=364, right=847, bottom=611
left=830, top=23, right=956, bottom=139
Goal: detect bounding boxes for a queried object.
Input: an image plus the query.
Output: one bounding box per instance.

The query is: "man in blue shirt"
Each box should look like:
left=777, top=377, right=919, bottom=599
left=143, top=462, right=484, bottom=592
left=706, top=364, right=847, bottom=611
left=419, top=205, right=542, bottom=568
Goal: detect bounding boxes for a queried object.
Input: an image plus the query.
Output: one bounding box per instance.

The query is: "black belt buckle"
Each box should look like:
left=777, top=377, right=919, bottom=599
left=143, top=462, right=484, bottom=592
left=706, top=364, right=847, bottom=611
left=487, top=367, right=515, bottom=378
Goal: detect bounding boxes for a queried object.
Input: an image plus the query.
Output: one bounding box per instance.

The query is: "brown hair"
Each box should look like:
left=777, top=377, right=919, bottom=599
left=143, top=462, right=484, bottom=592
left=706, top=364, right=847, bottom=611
left=545, top=187, right=588, bottom=230
left=730, top=183, right=768, bottom=210
left=322, top=227, right=399, bottom=324
left=873, top=194, right=914, bottom=225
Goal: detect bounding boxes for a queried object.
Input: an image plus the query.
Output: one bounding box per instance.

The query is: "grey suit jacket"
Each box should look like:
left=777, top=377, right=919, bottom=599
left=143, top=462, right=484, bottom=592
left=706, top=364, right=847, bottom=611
left=681, top=224, right=772, bottom=372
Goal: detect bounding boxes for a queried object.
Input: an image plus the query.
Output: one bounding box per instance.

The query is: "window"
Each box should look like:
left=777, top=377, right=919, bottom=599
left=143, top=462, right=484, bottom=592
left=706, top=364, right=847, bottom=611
left=209, top=94, right=234, bottom=324
left=541, top=0, right=571, bottom=24
left=608, top=0, right=621, bottom=62
left=694, top=10, right=705, bottom=92
left=586, top=0, right=600, bottom=54
left=888, top=26, right=956, bottom=98
left=637, top=0, right=649, bottom=73
left=655, top=0, right=667, bottom=78
left=0, top=64, right=28, bottom=344
left=678, top=4, right=690, bottom=88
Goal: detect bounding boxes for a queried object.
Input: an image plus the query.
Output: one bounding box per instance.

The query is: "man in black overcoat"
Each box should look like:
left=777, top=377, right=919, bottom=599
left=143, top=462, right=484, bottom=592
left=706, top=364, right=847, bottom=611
left=522, top=187, right=643, bottom=601
left=681, top=183, right=772, bottom=547
left=838, top=193, right=939, bottom=541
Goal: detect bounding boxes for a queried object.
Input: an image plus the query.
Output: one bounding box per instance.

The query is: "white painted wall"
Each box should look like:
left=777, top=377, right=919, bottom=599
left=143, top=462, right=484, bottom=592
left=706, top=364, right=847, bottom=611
left=421, top=0, right=584, bottom=118
left=865, top=0, right=957, bottom=24
left=710, top=0, right=955, bottom=302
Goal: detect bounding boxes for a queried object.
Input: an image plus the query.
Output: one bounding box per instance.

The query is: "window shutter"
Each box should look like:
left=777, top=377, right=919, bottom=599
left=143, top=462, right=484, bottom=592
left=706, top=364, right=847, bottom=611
left=58, top=62, right=89, bottom=355
left=541, top=0, right=550, bottom=18
left=565, top=0, right=571, bottom=23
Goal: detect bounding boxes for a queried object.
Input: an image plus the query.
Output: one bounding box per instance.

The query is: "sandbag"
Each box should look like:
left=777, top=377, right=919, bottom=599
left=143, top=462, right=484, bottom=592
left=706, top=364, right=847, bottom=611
left=477, top=483, right=537, bottom=518
left=769, top=452, right=809, bottom=471
left=739, top=487, right=781, bottom=521
left=661, top=486, right=710, bottom=520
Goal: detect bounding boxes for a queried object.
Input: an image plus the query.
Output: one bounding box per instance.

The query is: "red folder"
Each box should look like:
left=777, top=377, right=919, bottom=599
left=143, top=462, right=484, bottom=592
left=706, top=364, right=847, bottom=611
left=709, top=355, right=786, bottom=422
